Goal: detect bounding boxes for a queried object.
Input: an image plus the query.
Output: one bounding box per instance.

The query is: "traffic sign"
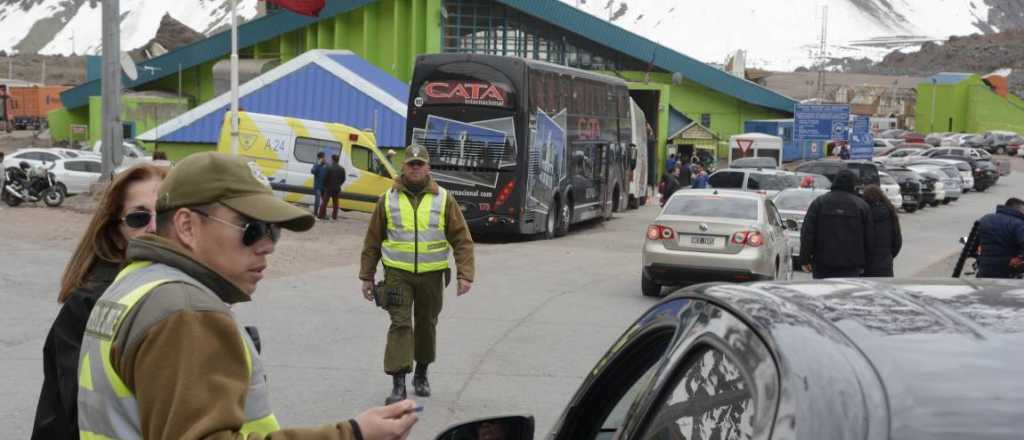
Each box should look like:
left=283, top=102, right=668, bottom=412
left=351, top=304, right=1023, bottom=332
left=795, top=104, right=850, bottom=160
left=850, top=116, right=873, bottom=160
left=736, top=138, right=754, bottom=153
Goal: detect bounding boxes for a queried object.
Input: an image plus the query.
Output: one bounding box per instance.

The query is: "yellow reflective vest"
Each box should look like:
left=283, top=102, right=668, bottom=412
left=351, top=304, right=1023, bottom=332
left=78, top=262, right=279, bottom=439
left=382, top=187, right=451, bottom=273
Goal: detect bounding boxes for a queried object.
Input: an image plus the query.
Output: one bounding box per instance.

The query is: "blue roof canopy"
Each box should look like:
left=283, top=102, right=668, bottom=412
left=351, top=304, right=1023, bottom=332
left=137, top=50, right=408, bottom=146
left=927, top=73, right=974, bottom=85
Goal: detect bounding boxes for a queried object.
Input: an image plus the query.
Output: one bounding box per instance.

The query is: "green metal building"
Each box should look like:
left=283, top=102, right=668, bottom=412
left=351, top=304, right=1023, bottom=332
left=54, top=0, right=795, bottom=173
left=916, top=73, right=1024, bottom=134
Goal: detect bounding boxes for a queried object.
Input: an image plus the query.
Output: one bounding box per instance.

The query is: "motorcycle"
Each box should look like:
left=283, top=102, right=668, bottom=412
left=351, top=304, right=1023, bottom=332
left=954, top=221, right=1023, bottom=278
left=2, top=162, right=65, bottom=208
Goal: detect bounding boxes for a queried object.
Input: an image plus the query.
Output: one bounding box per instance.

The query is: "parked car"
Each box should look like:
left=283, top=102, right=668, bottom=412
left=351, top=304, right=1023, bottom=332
left=872, top=138, right=902, bottom=155
left=909, top=168, right=946, bottom=206
left=925, top=132, right=954, bottom=146
left=913, top=158, right=974, bottom=191
left=706, top=168, right=793, bottom=197
left=883, top=167, right=927, bottom=212
left=954, top=133, right=988, bottom=148
left=877, top=172, right=903, bottom=209
left=772, top=188, right=825, bottom=268
left=794, top=160, right=880, bottom=190
left=875, top=143, right=930, bottom=167
left=878, top=128, right=907, bottom=139
left=474, top=279, right=1024, bottom=440
left=728, top=156, right=778, bottom=169
left=785, top=172, right=832, bottom=190
left=91, top=139, right=153, bottom=166
left=927, top=155, right=997, bottom=191
left=974, top=148, right=1011, bottom=176
left=2, top=150, right=102, bottom=196
left=982, top=130, right=1023, bottom=155
left=2, top=148, right=88, bottom=170
left=641, top=189, right=794, bottom=296
left=908, top=164, right=960, bottom=203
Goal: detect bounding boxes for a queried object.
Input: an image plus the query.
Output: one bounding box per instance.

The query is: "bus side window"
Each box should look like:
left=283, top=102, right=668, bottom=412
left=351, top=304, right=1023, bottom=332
left=295, top=137, right=341, bottom=164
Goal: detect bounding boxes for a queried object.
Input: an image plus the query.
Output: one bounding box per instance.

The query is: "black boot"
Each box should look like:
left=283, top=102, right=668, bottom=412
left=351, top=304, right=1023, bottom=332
left=413, top=363, right=431, bottom=397
left=385, top=374, right=407, bottom=405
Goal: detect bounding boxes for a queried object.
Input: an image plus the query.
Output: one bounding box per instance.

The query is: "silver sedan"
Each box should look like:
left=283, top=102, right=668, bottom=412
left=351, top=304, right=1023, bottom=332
left=642, top=189, right=795, bottom=296
left=772, top=188, right=827, bottom=269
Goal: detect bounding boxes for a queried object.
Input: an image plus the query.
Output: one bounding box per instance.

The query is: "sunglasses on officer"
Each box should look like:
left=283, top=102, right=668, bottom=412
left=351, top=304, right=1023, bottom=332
left=189, top=205, right=281, bottom=247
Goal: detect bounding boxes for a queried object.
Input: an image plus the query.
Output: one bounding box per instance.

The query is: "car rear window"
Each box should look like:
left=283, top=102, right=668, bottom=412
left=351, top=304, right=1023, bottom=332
left=664, top=196, right=758, bottom=220
left=773, top=191, right=820, bottom=211
left=747, top=173, right=789, bottom=191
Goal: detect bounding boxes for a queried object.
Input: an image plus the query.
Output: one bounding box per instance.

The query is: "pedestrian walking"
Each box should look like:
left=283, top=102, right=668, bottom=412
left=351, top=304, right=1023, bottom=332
left=678, top=159, right=693, bottom=187
left=862, top=185, right=902, bottom=277
left=359, top=144, right=475, bottom=405
left=75, top=152, right=417, bottom=439
left=975, top=197, right=1024, bottom=278
left=319, top=154, right=346, bottom=220
left=691, top=166, right=709, bottom=189
left=799, top=169, right=874, bottom=278
left=31, top=164, right=167, bottom=439
left=839, top=144, right=851, bottom=160
left=659, top=166, right=681, bottom=207
left=666, top=153, right=677, bottom=174
left=311, top=151, right=326, bottom=216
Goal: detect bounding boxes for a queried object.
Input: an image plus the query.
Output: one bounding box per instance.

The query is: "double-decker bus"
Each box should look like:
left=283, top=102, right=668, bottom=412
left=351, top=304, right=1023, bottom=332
left=406, top=54, right=637, bottom=238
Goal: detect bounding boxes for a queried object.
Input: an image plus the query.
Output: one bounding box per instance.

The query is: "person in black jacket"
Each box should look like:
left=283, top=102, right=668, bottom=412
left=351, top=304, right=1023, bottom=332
left=319, top=154, right=347, bottom=220
left=861, top=185, right=902, bottom=277
left=799, top=169, right=874, bottom=279
left=976, top=198, right=1024, bottom=278
left=659, top=165, right=681, bottom=207
left=32, top=164, right=167, bottom=439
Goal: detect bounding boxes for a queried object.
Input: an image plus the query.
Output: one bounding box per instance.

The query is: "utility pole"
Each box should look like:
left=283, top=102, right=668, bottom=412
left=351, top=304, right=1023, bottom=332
left=230, top=0, right=240, bottom=155
left=816, top=5, right=828, bottom=101
left=101, top=0, right=124, bottom=180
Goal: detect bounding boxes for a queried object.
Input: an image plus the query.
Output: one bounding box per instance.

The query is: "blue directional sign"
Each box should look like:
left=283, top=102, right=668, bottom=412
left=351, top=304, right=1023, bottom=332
left=794, top=104, right=850, bottom=140
left=850, top=116, right=874, bottom=161
left=794, top=104, right=851, bottom=160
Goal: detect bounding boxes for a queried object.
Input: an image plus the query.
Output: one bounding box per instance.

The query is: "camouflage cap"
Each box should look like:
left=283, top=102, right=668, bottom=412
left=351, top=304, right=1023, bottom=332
left=157, top=152, right=314, bottom=232
left=403, top=144, right=430, bottom=164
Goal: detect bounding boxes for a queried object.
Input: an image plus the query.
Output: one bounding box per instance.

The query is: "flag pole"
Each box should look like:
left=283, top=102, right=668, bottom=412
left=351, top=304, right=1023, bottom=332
left=230, top=0, right=239, bottom=155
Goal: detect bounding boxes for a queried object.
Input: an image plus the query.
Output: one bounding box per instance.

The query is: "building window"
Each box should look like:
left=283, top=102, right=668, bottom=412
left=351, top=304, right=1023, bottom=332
left=701, top=113, right=711, bottom=128
left=441, top=0, right=648, bottom=72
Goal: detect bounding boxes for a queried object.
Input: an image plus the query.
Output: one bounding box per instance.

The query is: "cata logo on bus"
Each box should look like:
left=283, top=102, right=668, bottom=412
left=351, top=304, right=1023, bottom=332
left=421, top=80, right=510, bottom=108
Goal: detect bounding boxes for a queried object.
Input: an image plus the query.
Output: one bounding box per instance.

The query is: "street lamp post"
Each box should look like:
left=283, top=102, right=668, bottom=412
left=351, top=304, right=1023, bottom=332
left=930, top=78, right=937, bottom=133
left=229, top=0, right=240, bottom=155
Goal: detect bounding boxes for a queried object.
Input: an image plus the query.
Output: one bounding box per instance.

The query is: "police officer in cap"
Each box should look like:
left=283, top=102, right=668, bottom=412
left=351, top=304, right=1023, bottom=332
left=77, top=152, right=417, bottom=439
left=360, top=144, right=475, bottom=404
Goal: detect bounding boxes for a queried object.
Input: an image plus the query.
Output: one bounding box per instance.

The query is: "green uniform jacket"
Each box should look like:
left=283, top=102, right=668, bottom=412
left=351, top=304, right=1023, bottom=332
left=109, top=235, right=362, bottom=439
left=359, top=176, right=475, bottom=282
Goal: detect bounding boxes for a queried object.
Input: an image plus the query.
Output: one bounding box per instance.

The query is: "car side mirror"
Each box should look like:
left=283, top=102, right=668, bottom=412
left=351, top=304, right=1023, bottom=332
left=434, top=415, right=534, bottom=440
left=784, top=219, right=799, bottom=230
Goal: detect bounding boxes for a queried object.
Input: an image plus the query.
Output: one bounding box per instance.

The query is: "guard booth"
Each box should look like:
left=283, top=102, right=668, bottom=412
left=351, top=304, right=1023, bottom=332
left=668, top=122, right=718, bottom=169
left=728, top=133, right=783, bottom=166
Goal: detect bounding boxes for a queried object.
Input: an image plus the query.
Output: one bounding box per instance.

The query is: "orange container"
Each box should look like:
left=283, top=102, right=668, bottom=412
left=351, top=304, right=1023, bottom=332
left=5, top=85, right=68, bottom=129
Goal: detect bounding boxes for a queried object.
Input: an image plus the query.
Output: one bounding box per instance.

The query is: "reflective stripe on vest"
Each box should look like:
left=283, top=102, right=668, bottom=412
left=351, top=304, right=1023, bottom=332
left=78, top=261, right=280, bottom=439
left=382, top=187, right=450, bottom=273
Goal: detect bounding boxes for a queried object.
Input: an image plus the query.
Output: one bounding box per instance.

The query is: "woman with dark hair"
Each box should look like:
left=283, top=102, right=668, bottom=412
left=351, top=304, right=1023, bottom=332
left=32, top=164, right=168, bottom=439
left=862, top=185, right=903, bottom=277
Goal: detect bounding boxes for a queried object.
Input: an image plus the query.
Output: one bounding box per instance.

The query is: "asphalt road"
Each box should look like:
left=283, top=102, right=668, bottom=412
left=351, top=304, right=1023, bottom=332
left=1, top=159, right=1021, bottom=438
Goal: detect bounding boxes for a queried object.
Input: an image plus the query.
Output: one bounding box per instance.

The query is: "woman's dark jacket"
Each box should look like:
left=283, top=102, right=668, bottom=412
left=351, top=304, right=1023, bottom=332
left=864, top=201, right=903, bottom=277
left=31, top=259, right=120, bottom=439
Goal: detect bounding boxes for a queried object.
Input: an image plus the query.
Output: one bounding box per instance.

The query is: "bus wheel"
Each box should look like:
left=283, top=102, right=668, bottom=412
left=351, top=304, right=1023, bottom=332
left=556, top=198, right=571, bottom=237
left=544, top=198, right=558, bottom=239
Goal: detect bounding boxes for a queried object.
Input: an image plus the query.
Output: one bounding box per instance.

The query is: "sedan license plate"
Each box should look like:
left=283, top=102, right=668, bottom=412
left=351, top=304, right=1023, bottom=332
left=682, top=235, right=723, bottom=249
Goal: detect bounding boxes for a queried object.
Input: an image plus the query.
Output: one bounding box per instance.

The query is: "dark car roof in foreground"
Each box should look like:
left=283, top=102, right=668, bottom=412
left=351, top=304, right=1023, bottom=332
left=678, top=278, right=1024, bottom=439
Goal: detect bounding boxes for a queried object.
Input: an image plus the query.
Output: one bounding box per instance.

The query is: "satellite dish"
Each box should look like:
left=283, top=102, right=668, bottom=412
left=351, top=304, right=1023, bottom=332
left=120, top=52, right=138, bottom=81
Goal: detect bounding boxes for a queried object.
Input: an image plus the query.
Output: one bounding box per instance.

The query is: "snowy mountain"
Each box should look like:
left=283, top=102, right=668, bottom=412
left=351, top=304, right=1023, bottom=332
left=0, top=0, right=259, bottom=55
left=563, top=0, right=1024, bottom=70
left=0, top=0, right=1021, bottom=72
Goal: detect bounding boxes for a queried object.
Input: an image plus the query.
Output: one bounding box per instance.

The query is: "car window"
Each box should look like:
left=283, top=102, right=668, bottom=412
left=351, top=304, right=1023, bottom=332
left=707, top=171, right=743, bottom=189
left=84, top=161, right=102, bottom=173
left=39, top=152, right=60, bottom=162
left=15, top=152, right=40, bottom=161
left=64, top=161, right=88, bottom=172
left=294, top=137, right=342, bottom=164
left=63, top=150, right=79, bottom=158
left=639, top=347, right=754, bottom=440
left=664, top=196, right=758, bottom=220
left=774, top=191, right=819, bottom=211
left=350, top=145, right=387, bottom=177
left=765, top=201, right=781, bottom=227
left=852, top=164, right=879, bottom=184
